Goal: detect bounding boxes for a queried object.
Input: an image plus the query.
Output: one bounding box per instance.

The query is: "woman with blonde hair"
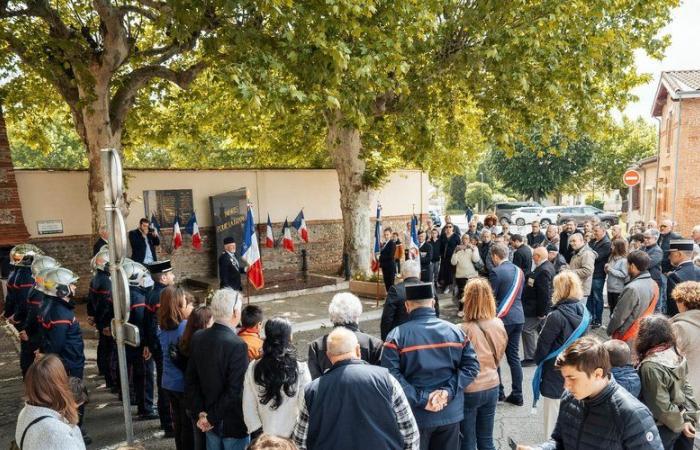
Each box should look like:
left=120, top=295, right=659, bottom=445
left=459, top=278, right=507, bottom=450
left=533, top=271, right=588, bottom=438
left=15, top=354, right=85, bottom=450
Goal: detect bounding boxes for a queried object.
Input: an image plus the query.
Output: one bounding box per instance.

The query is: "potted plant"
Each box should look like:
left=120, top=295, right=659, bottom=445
left=349, top=272, right=387, bottom=298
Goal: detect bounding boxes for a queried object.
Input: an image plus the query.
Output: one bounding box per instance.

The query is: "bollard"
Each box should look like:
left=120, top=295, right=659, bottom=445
left=343, top=253, right=351, bottom=280
left=301, top=249, right=308, bottom=283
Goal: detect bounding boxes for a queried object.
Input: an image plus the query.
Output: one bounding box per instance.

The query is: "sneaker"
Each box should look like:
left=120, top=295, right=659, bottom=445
left=504, top=394, right=524, bottom=406
left=521, top=359, right=535, bottom=367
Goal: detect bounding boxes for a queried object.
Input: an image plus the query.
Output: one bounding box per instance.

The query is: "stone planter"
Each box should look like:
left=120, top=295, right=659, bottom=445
left=349, top=279, right=386, bottom=299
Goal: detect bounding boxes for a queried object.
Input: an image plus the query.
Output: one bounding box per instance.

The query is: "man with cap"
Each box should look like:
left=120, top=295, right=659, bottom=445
left=219, top=237, right=245, bottom=291
left=547, top=244, right=568, bottom=273
left=381, top=282, right=480, bottom=450
left=144, top=259, right=174, bottom=436
left=666, top=239, right=700, bottom=316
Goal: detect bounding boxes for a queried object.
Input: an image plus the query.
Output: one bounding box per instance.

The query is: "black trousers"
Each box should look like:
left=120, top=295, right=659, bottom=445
left=607, top=292, right=621, bottom=315
left=153, top=349, right=173, bottom=432
left=97, top=333, right=115, bottom=387
left=20, top=340, right=39, bottom=377
left=166, top=389, right=194, bottom=450
left=381, top=264, right=396, bottom=292
left=419, top=423, right=460, bottom=450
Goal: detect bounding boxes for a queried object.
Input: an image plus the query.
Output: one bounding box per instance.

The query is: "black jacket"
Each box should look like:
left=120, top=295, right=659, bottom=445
left=644, top=244, right=664, bottom=285
left=522, top=261, right=555, bottom=318
left=378, top=240, right=396, bottom=268
left=559, top=231, right=575, bottom=263
left=427, top=239, right=441, bottom=263
left=128, top=229, right=160, bottom=264
left=659, top=231, right=681, bottom=273
left=307, top=323, right=383, bottom=379
left=380, top=277, right=440, bottom=340
left=218, top=252, right=244, bottom=290
left=92, top=237, right=108, bottom=257
left=39, top=296, right=85, bottom=375
left=666, top=261, right=700, bottom=316
left=534, top=298, right=586, bottom=399
left=513, top=245, right=533, bottom=275
left=186, top=323, right=249, bottom=438
left=540, top=380, right=662, bottom=450
left=440, top=233, right=460, bottom=262
left=419, top=242, right=433, bottom=281
left=590, top=235, right=612, bottom=279
left=478, top=241, right=495, bottom=276
left=527, top=232, right=546, bottom=248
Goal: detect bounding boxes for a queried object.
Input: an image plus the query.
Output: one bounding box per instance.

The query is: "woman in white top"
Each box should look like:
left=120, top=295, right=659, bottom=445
left=15, top=354, right=85, bottom=450
left=451, top=234, right=482, bottom=318
left=243, top=317, right=311, bottom=438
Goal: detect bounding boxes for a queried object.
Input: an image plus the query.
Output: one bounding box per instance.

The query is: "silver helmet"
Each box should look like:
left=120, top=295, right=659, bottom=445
left=91, top=247, right=110, bottom=272
left=31, top=255, right=61, bottom=278
left=33, top=268, right=54, bottom=295
left=122, top=259, right=150, bottom=287
left=42, top=267, right=79, bottom=298
left=10, top=244, right=45, bottom=267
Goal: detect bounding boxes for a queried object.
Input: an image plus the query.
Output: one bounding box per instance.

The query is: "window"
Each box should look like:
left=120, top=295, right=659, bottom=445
left=144, top=189, right=194, bottom=227
left=632, top=184, right=641, bottom=210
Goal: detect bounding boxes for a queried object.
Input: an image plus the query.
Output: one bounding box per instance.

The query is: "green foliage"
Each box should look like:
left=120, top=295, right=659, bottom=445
left=488, top=135, right=596, bottom=202
left=447, top=176, right=467, bottom=210
left=465, top=182, right=493, bottom=213
left=585, top=195, right=605, bottom=210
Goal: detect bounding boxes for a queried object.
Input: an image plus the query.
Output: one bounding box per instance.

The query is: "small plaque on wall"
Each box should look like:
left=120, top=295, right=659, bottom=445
left=37, top=220, right=64, bottom=235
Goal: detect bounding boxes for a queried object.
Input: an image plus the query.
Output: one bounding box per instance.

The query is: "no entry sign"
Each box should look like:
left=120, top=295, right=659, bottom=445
left=623, top=169, right=641, bottom=187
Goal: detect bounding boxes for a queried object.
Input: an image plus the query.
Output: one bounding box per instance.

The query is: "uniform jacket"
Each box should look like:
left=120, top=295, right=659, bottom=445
left=611, top=365, right=641, bottom=398
left=537, top=379, right=663, bottom=450
left=534, top=299, right=586, bottom=399
left=381, top=277, right=436, bottom=340
left=658, top=231, right=681, bottom=273
left=644, top=244, right=663, bottom=285
left=671, top=310, right=700, bottom=395
left=16, top=287, right=45, bottom=342
left=307, top=323, right=383, bottom=379
left=512, top=245, right=533, bottom=275
left=639, top=347, right=699, bottom=433
left=39, top=295, right=85, bottom=375
left=527, top=232, right=546, bottom=248
left=144, top=282, right=166, bottom=352
left=666, top=260, right=700, bottom=316
left=87, top=270, right=112, bottom=331
left=489, top=261, right=525, bottom=326
left=186, top=322, right=249, bottom=439
left=522, top=260, right=555, bottom=318
left=5, top=266, right=33, bottom=323
left=218, top=252, right=244, bottom=291
left=381, top=308, right=480, bottom=429
left=607, top=272, right=656, bottom=339
left=127, top=286, right=149, bottom=338
left=590, top=235, right=612, bottom=279
left=128, top=229, right=160, bottom=264
left=569, top=244, right=596, bottom=296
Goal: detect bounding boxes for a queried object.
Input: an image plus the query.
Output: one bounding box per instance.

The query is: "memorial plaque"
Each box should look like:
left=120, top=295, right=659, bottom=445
left=144, top=189, right=193, bottom=226
left=210, top=188, right=248, bottom=257
left=37, top=219, right=63, bottom=235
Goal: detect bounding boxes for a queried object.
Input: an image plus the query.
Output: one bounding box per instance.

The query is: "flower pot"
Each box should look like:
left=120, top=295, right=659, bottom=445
left=349, top=279, right=387, bottom=299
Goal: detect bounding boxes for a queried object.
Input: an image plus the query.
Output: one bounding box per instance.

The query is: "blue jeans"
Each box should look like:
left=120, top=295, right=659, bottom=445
left=498, top=323, right=523, bottom=400
left=461, top=387, right=499, bottom=450
left=205, top=432, right=249, bottom=450
left=587, top=277, right=605, bottom=324
left=657, top=275, right=667, bottom=314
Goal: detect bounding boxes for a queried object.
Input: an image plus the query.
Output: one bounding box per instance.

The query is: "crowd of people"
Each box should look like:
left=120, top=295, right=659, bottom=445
left=1, top=214, right=700, bottom=450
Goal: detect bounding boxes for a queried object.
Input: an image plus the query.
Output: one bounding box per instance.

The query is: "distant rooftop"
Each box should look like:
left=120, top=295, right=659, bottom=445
left=652, top=70, right=700, bottom=117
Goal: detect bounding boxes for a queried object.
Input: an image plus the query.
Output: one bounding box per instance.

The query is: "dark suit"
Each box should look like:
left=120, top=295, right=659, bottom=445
left=379, top=240, right=397, bottom=291
left=128, top=229, right=160, bottom=264
left=92, top=237, right=107, bottom=257
left=419, top=241, right=433, bottom=282
left=186, top=323, right=249, bottom=439
left=527, top=232, right=546, bottom=248
left=218, top=252, right=244, bottom=291
left=666, top=260, right=700, bottom=316
left=380, top=277, right=439, bottom=340
left=559, top=231, right=574, bottom=263
left=512, top=245, right=533, bottom=275
left=521, top=260, right=555, bottom=360
left=659, top=231, right=681, bottom=273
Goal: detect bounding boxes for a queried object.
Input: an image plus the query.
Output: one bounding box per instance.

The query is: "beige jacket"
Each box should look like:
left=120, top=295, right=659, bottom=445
left=451, top=246, right=481, bottom=279
left=671, top=309, right=700, bottom=393
left=569, top=244, right=596, bottom=296
left=461, top=318, right=507, bottom=393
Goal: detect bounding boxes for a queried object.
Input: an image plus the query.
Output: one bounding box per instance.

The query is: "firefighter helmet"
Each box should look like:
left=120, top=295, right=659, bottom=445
left=41, top=267, right=79, bottom=298
left=10, top=244, right=44, bottom=267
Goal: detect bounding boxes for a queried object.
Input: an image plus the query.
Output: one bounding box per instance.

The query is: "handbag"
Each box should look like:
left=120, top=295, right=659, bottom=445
left=9, top=415, right=50, bottom=450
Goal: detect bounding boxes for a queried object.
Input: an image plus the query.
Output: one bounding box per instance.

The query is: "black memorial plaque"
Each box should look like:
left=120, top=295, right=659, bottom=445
left=210, top=188, right=248, bottom=258
left=144, top=189, right=193, bottom=227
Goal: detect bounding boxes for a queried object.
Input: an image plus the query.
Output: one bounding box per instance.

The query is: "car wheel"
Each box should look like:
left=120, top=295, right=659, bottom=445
left=500, top=217, right=510, bottom=225
left=515, top=218, right=526, bottom=226
left=540, top=219, right=551, bottom=227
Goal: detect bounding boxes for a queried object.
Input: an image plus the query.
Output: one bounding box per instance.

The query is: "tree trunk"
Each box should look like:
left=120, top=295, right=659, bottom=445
left=326, top=111, right=371, bottom=276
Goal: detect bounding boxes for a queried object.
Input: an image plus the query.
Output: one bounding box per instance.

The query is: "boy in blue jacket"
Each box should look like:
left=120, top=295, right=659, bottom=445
left=604, top=339, right=641, bottom=398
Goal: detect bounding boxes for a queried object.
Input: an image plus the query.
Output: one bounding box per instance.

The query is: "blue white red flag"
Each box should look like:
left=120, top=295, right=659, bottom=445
left=242, top=205, right=264, bottom=289
left=265, top=214, right=274, bottom=248
left=292, top=209, right=309, bottom=243
left=282, top=219, right=295, bottom=252
left=409, top=215, right=420, bottom=259
left=172, top=217, right=182, bottom=250
left=186, top=213, right=202, bottom=250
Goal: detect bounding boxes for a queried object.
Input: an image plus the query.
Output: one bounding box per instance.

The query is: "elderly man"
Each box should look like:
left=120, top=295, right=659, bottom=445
left=490, top=243, right=526, bottom=405
left=219, top=236, right=245, bottom=291
left=521, top=247, right=555, bottom=366
left=382, top=283, right=479, bottom=450
left=647, top=219, right=658, bottom=230
left=381, top=260, right=439, bottom=340
left=308, top=293, right=383, bottom=379
left=92, top=225, right=109, bottom=256
left=692, top=225, right=700, bottom=257
left=643, top=229, right=665, bottom=313
left=559, top=220, right=578, bottom=263
left=588, top=224, right=611, bottom=328
left=658, top=219, right=681, bottom=273
left=547, top=244, right=568, bottom=273
left=527, top=221, right=546, bottom=248
left=568, top=233, right=596, bottom=304
left=187, top=289, right=250, bottom=449
left=543, top=224, right=560, bottom=249
left=294, top=328, right=419, bottom=450
left=666, top=240, right=700, bottom=316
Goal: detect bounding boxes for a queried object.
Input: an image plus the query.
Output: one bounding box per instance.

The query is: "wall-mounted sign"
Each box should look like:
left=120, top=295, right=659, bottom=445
left=210, top=188, right=248, bottom=259
left=37, top=220, right=63, bottom=235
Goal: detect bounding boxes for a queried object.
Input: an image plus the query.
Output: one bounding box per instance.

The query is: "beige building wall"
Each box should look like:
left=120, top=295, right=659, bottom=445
left=15, top=169, right=431, bottom=237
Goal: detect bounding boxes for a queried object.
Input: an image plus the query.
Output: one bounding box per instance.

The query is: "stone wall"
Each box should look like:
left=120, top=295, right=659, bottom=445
left=0, top=104, right=30, bottom=247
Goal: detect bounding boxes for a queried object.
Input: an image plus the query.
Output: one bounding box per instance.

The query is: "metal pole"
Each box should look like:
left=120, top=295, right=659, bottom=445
left=100, top=149, right=134, bottom=444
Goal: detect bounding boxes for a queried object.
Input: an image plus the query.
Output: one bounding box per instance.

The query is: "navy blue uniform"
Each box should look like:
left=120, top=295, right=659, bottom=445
left=4, top=267, right=33, bottom=322
left=666, top=260, right=700, bottom=316
left=125, top=286, right=156, bottom=416
left=16, top=287, right=45, bottom=376
left=88, top=270, right=115, bottom=387
left=143, top=282, right=172, bottom=431
left=39, top=295, right=85, bottom=378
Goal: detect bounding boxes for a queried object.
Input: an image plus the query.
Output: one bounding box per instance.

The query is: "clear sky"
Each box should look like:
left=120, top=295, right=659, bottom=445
left=623, top=0, right=700, bottom=121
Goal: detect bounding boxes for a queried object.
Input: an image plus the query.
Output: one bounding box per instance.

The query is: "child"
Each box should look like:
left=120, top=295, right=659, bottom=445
left=239, top=304, right=264, bottom=360
left=603, top=339, right=641, bottom=397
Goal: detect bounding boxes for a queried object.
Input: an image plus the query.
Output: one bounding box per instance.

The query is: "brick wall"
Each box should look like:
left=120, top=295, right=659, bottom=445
left=0, top=104, right=30, bottom=246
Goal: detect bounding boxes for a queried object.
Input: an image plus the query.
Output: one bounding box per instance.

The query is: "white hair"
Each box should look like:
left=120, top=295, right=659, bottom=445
left=329, top=292, right=363, bottom=325
left=326, top=327, right=359, bottom=356
left=692, top=225, right=700, bottom=234
left=210, top=288, right=241, bottom=321
left=401, top=259, right=421, bottom=278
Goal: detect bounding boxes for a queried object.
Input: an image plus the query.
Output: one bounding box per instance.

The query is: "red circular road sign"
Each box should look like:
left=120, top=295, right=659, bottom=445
left=623, top=169, right=641, bottom=187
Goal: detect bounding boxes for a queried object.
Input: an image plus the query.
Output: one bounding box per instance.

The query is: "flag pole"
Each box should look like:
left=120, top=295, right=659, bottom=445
left=376, top=201, right=381, bottom=307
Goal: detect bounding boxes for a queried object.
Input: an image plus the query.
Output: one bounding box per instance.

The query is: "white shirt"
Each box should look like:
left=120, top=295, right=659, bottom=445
left=242, top=360, right=311, bottom=437
left=143, top=233, right=154, bottom=264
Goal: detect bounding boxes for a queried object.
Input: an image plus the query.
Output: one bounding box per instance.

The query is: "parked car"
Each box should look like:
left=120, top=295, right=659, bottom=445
left=428, top=210, right=442, bottom=227
left=538, top=206, right=569, bottom=227
left=495, top=201, right=541, bottom=225
left=557, top=205, right=619, bottom=227
left=510, top=207, right=543, bottom=226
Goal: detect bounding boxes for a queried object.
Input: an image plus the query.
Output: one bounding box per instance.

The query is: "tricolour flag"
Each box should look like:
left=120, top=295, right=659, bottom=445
left=371, top=204, right=381, bottom=272
left=265, top=214, right=274, bottom=248
left=172, top=217, right=183, bottom=250
left=292, top=209, right=309, bottom=243
left=282, top=219, right=295, bottom=252
left=242, top=205, right=264, bottom=289
left=408, top=215, right=420, bottom=259
left=186, top=213, right=202, bottom=250
left=150, top=214, right=161, bottom=238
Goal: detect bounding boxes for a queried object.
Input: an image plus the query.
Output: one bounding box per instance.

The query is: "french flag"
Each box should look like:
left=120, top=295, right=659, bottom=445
left=408, top=215, right=420, bottom=260
left=282, top=219, right=295, bottom=252
left=292, top=209, right=309, bottom=243
left=172, top=217, right=183, bottom=250
left=186, top=213, right=202, bottom=250
left=265, top=214, right=274, bottom=248
left=242, top=205, right=264, bottom=290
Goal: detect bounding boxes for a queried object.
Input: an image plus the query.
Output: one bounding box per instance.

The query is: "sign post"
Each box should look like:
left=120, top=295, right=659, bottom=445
left=623, top=169, right=641, bottom=236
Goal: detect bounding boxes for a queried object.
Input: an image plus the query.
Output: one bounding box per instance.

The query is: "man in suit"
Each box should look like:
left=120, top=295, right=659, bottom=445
left=128, top=218, right=160, bottom=264
left=510, top=234, right=532, bottom=274
left=666, top=240, right=700, bottom=316
left=659, top=219, right=682, bottom=273
left=418, top=230, right=433, bottom=282
left=219, top=236, right=245, bottom=291
left=186, top=288, right=250, bottom=448
left=521, top=247, right=555, bottom=367
left=379, top=227, right=397, bottom=292
left=489, top=242, right=525, bottom=406
left=92, top=225, right=109, bottom=256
